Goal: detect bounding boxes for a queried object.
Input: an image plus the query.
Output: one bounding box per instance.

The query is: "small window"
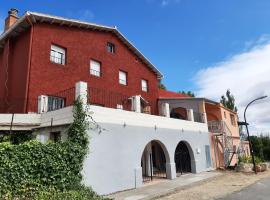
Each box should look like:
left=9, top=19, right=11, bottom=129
left=50, top=44, right=66, bottom=65
left=107, top=42, right=115, bottom=53
left=224, top=111, right=226, bottom=119
left=230, top=114, right=236, bottom=126
left=90, top=60, right=101, bottom=77
left=119, top=71, right=127, bottom=85
left=48, top=96, right=65, bottom=111
left=141, top=79, right=148, bottom=92
left=50, top=131, right=61, bottom=142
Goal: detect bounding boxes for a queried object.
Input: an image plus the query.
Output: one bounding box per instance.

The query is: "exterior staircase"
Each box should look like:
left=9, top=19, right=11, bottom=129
left=208, top=120, right=235, bottom=168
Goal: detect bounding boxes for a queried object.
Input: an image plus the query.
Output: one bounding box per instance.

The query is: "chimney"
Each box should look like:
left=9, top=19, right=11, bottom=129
left=4, top=8, right=19, bottom=31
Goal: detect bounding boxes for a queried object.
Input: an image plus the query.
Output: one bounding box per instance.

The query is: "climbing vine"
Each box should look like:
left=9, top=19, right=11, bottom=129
left=0, top=98, right=103, bottom=199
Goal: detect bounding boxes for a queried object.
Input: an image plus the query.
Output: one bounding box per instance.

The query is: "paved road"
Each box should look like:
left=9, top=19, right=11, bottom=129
left=219, top=177, right=270, bottom=200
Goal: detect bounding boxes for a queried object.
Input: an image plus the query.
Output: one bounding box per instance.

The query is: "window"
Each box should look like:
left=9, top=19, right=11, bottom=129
left=224, top=111, right=227, bottom=119
left=90, top=60, right=101, bottom=77
left=48, top=96, right=65, bottom=111
left=230, top=114, right=236, bottom=126
left=107, top=42, right=115, bottom=53
left=50, top=131, right=61, bottom=142
left=141, top=79, right=148, bottom=92
left=119, top=71, right=127, bottom=85
left=50, top=44, right=66, bottom=65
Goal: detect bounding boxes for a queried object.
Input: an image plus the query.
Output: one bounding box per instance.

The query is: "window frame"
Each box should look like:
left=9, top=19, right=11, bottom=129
left=230, top=114, right=236, bottom=126
left=50, top=44, right=66, bottom=65
left=107, top=42, right=115, bottom=53
left=141, top=79, right=148, bottom=92
left=119, top=70, right=127, bottom=86
left=90, top=59, right=102, bottom=77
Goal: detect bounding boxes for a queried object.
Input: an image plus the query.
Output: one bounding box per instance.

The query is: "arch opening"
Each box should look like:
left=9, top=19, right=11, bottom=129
left=170, top=107, right=187, bottom=120
left=141, top=140, right=169, bottom=183
left=174, top=141, right=195, bottom=176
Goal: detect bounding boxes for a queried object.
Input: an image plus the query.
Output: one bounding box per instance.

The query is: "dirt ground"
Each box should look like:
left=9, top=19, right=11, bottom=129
left=155, top=170, right=270, bottom=200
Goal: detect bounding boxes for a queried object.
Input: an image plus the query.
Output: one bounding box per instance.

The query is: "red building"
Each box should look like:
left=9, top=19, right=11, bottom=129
left=0, top=9, right=162, bottom=114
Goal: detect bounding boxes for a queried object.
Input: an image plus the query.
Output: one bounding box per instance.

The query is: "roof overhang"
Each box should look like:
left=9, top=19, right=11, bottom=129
left=0, top=11, right=163, bottom=78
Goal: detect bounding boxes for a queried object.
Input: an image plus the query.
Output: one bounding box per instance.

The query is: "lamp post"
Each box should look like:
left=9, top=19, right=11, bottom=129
left=244, top=95, right=267, bottom=174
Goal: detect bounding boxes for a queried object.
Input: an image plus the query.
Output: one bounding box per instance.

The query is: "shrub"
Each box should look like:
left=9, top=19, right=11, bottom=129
left=0, top=98, right=103, bottom=199
left=238, top=155, right=263, bottom=165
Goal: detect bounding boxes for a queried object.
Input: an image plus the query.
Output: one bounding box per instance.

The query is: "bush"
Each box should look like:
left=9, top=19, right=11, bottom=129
left=238, top=155, right=263, bottom=165
left=0, top=99, right=104, bottom=199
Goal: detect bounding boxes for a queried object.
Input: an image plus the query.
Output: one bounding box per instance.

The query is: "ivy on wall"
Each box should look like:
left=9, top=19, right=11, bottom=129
left=0, top=98, right=104, bottom=199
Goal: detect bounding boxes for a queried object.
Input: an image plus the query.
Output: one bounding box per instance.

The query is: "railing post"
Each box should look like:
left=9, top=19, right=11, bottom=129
left=202, top=112, right=207, bottom=123
left=75, top=81, right=88, bottom=105
left=160, top=102, right=170, bottom=117
left=187, top=109, right=194, bottom=121
left=38, top=95, right=48, bottom=113
left=132, top=95, right=141, bottom=113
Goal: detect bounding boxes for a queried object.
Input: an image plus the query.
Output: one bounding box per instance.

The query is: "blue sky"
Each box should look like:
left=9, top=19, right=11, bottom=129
left=1, top=0, right=269, bottom=92
left=1, top=0, right=270, bottom=133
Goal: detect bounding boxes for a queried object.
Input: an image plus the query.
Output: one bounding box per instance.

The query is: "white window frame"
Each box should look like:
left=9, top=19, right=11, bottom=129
left=50, top=44, right=66, bottom=65
left=90, top=60, right=101, bottom=77
left=119, top=71, right=127, bottom=85
left=107, top=42, right=115, bottom=53
left=141, top=79, right=148, bottom=92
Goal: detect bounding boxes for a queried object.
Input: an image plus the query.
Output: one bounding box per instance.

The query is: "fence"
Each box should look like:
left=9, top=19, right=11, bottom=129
left=193, top=111, right=204, bottom=123
left=87, top=87, right=132, bottom=111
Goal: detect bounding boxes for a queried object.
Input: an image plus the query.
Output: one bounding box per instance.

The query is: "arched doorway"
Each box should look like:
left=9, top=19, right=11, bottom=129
left=141, top=140, right=169, bottom=183
left=170, top=107, right=187, bottom=120
left=174, top=141, right=194, bottom=176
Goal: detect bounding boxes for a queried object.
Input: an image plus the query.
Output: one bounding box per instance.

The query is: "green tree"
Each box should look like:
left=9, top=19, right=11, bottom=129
left=179, top=91, right=195, bottom=97
left=158, top=81, right=166, bottom=90
left=220, top=89, right=238, bottom=112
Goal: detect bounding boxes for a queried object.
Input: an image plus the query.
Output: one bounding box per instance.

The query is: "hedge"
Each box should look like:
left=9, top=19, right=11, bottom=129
left=0, top=99, right=106, bottom=199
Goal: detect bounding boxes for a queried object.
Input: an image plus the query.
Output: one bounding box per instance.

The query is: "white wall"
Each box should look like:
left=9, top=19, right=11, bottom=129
left=82, top=106, right=211, bottom=195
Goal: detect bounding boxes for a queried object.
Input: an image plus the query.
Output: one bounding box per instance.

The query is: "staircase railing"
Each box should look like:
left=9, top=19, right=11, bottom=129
left=208, top=120, right=235, bottom=168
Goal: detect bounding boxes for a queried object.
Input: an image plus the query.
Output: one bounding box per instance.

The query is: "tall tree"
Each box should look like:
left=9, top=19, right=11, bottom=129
left=179, top=91, right=195, bottom=97
left=158, top=81, right=167, bottom=90
left=220, top=89, right=238, bottom=112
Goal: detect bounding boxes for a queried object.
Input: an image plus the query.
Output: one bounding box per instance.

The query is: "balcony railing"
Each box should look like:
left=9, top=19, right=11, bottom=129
left=87, top=87, right=131, bottom=111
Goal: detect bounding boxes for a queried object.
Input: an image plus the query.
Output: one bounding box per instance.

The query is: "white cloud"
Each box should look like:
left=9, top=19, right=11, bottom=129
left=194, top=36, right=270, bottom=134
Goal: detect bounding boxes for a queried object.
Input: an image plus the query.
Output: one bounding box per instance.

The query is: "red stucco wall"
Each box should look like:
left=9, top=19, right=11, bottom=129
left=0, top=29, right=31, bottom=113
left=4, top=23, right=159, bottom=113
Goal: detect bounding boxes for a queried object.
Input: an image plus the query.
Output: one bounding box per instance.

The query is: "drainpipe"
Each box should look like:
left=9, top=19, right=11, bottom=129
left=24, top=15, right=34, bottom=113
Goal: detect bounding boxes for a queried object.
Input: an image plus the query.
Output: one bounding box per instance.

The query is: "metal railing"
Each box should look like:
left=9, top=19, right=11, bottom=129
left=193, top=111, right=204, bottom=123
left=46, top=87, right=76, bottom=112
left=88, top=87, right=131, bottom=111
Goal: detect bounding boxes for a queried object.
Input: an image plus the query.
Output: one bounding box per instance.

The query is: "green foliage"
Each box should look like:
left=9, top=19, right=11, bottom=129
left=0, top=131, right=34, bottom=144
left=0, top=98, right=103, bottom=199
left=158, top=81, right=166, bottom=90
left=179, top=91, right=195, bottom=97
left=238, top=155, right=263, bottom=165
left=220, top=89, right=238, bottom=112
left=250, top=135, right=270, bottom=161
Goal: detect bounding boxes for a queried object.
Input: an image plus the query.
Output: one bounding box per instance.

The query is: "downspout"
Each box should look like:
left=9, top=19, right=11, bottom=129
left=4, top=39, right=10, bottom=111
left=24, top=15, right=34, bottom=113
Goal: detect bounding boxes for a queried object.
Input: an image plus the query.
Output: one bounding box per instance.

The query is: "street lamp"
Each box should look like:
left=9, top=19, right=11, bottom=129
left=244, top=95, right=268, bottom=174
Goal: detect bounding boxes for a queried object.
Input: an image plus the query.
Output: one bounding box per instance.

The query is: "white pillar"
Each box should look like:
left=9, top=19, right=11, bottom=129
left=132, top=95, right=141, bottom=113
left=38, top=95, right=48, bottom=113
left=187, top=109, right=194, bottom=121
left=202, top=112, right=208, bottom=123
left=75, top=81, right=88, bottom=105
left=161, top=103, right=170, bottom=117
left=166, top=162, right=176, bottom=179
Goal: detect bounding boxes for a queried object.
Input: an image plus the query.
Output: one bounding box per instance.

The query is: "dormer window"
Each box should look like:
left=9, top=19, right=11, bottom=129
left=107, top=42, right=115, bottom=53
left=50, top=44, right=66, bottom=65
